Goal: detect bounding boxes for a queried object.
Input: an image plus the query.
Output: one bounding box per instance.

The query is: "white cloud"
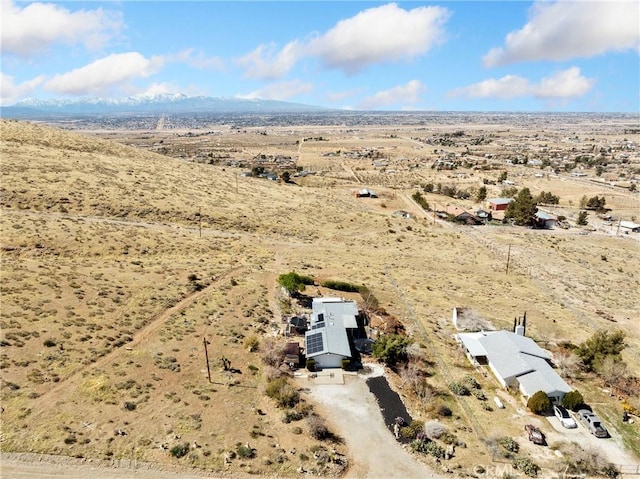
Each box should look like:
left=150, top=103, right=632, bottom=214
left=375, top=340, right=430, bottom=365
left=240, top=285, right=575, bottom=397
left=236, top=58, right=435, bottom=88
left=236, top=41, right=302, bottom=80
left=308, top=3, right=450, bottom=75
left=484, top=0, right=640, bottom=67
left=44, top=52, right=164, bottom=96
left=171, top=49, right=225, bottom=71
left=238, top=79, right=313, bottom=101
left=358, top=80, right=425, bottom=110
left=1, top=0, right=123, bottom=57
left=449, top=67, right=595, bottom=101
left=0, top=72, right=45, bottom=105
left=236, top=3, right=450, bottom=80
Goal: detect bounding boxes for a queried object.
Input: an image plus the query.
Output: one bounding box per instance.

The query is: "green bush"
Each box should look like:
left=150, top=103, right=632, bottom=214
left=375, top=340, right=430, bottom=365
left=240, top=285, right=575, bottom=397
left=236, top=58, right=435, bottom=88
left=513, top=457, right=539, bottom=477
left=320, top=279, right=361, bottom=292
left=372, top=333, right=411, bottom=368
left=43, top=338, right=57, bottom=348
left=448, top=381, right=470, bottom=396
left=236, top=444, right=255, bottom=459
left=463, top=375, right=481, bottom=389
left=527, top=390, right=551, bottom=415
left=306, top=358, right=316, bottom=372
left=425, top=441, right=445, bottom=459
left=497, top=436, right=520, bottom=453
left=265, top=378, right=300, bottom=408
left=277, top=271, right=314, bottom=295
left=170, top=443, right=190, bottom=459
left=562, top=390, right=584, bottom=411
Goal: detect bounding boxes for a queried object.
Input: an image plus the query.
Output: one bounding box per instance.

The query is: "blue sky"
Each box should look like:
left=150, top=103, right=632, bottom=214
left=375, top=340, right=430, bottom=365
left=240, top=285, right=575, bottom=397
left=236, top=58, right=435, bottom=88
left=1, top=0, right=639, bottom=111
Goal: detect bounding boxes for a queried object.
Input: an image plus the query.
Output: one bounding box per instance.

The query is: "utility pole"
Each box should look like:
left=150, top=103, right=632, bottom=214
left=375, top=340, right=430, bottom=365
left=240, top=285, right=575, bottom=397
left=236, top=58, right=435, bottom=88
left=506, top=244, right=512, bottom=275
left=203, top=337, right=211, bottom=383
left=198, top=206, right=202, bottom=238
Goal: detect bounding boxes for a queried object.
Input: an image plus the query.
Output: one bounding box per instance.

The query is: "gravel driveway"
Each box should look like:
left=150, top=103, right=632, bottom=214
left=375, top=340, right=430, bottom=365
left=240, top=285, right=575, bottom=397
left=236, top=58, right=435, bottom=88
left=301, top=363, right=443, bottom=479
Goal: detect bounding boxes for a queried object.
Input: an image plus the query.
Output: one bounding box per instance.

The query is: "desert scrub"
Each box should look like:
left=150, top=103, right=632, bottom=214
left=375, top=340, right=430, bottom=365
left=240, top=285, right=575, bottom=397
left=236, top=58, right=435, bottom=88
left=498, top=436, right=520, bottom=454
left=513, top=457, right=539, bottom=477
left=170, top=443, right=190, bottom=459
left=236, top=443, right=255, bottom=459
left=265, top=377, right=299, bottom=408
left=448, top=381, right=470, bottom=396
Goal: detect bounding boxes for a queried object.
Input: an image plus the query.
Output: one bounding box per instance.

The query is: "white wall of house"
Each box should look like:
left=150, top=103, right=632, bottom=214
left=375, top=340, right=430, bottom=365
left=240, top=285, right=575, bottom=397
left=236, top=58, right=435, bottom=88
left=312, top=353, right=347, bottom=369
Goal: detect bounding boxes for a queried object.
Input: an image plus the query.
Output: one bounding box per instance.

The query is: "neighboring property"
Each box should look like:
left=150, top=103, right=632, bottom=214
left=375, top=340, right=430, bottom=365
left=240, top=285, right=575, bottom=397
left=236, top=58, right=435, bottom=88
left=487, top=197, right=513, bottom=211
left=535, top=211, right=557, bottom=229
left=620, top=220, right=640, bottom=233
left=456, top=325, right=571, bottom=404
left=304, top=297, right=363, bottom=369
left=392, top=210, right=413, bottom=219
left=476, top=209, right=492, bottom=222
left=355, top=188, right=378, bottom=198
left=453, top=211, right=484, bottom=225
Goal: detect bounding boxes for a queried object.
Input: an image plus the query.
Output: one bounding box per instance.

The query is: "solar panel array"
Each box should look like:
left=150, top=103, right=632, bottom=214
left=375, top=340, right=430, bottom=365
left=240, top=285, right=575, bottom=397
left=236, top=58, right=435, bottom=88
left=311, top=321, right=325, bottom=330
left=306, top=331, right=325, bottom=355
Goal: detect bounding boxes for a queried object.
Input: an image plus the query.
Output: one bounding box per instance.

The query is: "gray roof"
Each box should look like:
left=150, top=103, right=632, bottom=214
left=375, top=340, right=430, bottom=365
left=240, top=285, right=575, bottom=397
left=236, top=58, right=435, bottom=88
left=306, top=297, right=357, bottom=358
left=487, top=197, right=513, bottom=205
left=517, top=355, right=572, bottom=397
left=459, top=330, right=570, bottom=397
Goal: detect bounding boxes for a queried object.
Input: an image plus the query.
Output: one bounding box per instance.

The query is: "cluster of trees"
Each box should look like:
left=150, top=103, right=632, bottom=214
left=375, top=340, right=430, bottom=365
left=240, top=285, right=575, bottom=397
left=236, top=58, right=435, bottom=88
left=580, top=195, right=607, bottom=211
left=535, top=191, right=559, bottom=205
left=504, top=188, right=538, bottom=226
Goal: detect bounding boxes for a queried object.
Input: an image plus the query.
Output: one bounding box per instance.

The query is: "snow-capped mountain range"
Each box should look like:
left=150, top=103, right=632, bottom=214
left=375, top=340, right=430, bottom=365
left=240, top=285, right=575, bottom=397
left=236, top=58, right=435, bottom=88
left=4, top=94, right=326, bottom=115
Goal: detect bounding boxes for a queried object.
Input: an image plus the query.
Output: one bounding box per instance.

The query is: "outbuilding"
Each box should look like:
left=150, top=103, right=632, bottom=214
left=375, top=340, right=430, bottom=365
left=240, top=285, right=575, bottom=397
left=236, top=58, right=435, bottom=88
left=487, top=198, right=513, bottom=211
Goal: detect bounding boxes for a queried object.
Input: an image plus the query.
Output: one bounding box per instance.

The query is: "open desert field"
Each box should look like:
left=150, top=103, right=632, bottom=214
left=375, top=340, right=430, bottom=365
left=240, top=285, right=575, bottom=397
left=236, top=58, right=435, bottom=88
left=1, top=116, right=639, bottom=478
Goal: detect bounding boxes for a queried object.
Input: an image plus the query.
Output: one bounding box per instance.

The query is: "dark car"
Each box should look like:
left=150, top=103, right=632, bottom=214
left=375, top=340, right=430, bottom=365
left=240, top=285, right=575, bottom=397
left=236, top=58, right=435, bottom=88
left=525, top=424, right=546, bottom=445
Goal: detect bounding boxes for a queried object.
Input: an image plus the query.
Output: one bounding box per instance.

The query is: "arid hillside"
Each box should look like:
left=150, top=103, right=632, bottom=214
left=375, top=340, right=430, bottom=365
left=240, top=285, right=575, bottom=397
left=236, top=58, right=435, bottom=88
left=1, top=118, right=639, bottom=477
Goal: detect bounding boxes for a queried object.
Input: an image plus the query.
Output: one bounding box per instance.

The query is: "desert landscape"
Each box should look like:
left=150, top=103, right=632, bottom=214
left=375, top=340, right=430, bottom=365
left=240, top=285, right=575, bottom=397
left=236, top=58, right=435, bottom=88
left=1, top=113, right=639, bottom=479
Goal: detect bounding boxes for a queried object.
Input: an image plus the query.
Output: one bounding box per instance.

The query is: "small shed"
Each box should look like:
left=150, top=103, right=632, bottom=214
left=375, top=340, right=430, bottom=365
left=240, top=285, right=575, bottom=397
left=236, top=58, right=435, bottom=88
left=620, top=221, right=640, bottom=233
left=487, top=198, right=513, bottom=211
left=535, top=211, right=557, bottom=229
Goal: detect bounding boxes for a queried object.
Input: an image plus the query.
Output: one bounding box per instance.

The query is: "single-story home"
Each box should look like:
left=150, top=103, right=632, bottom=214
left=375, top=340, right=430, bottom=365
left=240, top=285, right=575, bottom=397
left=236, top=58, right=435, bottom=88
left=456, top=329, right=571, bottom=404
left=305, top=297, right=359, bottom=369
left=487, top=198, right=513, bottom=211
left=620, top=221, right=640, bottom=233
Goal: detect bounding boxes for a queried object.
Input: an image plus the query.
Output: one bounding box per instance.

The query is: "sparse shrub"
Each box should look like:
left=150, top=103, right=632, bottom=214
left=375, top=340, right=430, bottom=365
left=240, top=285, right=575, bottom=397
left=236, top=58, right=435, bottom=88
left=513, top=457, right=539, bottom=477
left=64, top=434, right=77, bottom=444
left=265, top=377, right=299, bottom=408
left=448, top=381, right=470, bottom=396
left=341, top=359, right=350, bottom=370
left=307, top=414, right=330, bottom=440
left=261, top=338, right=286, bottom=367
left=400, top=420, right=424, bottom=440
left=236, top=444, right=255, bottom=459
left=43, top=338, right=57, bottom=347
left=437, top=404, right=452, bottom=417
left=562, top=390, right=584, bottom=411
left=497, top=436, right=519, bottom=453
left=463, top=375, right=480, bottom=389
left=424, top=420, right=447, bottom=439
left=170, top=443, right=190, bottom=459
left=425, top=441, right=445, bottom=459
left=527, top=390, right=551, bottom=415
left=123, top=401, right=136, bottom=411
left=244, top=335, right=260, bottom=352
left=292, top=426, right=302, bottom=435
left=306, top=358, right=316, bottom=371
left=472, top=388, right=486, bottom=400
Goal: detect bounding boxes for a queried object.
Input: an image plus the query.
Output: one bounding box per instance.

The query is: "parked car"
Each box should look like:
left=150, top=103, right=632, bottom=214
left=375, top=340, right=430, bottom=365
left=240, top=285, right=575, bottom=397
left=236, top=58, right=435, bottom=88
left=525, top=424, right=546, bottom=445
left=553, top=405, right=577, bottom=429
left=577, top=409, right=609, bottom=438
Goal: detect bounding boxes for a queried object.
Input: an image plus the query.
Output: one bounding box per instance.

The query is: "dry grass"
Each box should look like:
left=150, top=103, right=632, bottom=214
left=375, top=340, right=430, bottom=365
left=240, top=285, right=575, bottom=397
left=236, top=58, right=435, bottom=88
left=1, top=118, right=639, bottom=475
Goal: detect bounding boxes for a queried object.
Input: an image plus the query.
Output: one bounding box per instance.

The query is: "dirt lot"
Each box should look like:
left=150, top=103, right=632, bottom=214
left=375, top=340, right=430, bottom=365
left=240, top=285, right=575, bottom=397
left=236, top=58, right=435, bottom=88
left=1, top=118, right=639, bottom=477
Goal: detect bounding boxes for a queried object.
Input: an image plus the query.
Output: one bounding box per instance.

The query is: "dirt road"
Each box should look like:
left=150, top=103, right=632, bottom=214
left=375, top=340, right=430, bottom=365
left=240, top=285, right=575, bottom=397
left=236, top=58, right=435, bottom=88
left=302, top=364, right=444, bottom=479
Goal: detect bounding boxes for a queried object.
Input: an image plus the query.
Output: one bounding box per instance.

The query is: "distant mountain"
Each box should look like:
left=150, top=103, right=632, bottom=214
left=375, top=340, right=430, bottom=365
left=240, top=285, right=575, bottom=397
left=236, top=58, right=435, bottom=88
left=2, top=93, right=328, bottom=116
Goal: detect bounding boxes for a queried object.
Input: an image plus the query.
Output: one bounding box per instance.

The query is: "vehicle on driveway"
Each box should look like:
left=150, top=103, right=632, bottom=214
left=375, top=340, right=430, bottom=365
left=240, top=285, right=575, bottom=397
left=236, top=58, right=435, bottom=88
left=553, top=405, right=577, bottom=429
left=525, top=424, right=546, bottom=445
left=577, top=409, right=609, bottom=438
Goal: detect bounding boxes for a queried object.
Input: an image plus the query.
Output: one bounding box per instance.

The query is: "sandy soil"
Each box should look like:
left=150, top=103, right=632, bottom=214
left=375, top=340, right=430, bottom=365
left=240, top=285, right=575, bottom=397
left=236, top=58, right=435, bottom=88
left=300, top=364, right=444, bottom=479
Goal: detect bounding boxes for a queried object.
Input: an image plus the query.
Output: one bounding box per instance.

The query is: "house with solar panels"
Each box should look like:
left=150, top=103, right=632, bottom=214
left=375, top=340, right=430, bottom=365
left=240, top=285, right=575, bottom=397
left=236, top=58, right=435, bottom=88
left=304, top=297, right=361, bottom=369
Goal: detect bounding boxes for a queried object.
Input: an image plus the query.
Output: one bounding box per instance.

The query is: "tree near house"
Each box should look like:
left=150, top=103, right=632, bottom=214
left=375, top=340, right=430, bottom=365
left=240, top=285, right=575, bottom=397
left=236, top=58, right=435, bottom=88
left=576, top=329, right=626, bottom=373
left=527, top=390, right=551, bottom=415
left=277, top=271, right=314, bottom=295
left=505, top=188, right=538, bottom=226
left=576, top=211, right=588, bottom=226
left=535, top=191, right=559, bottom=205
left=475, top=185, right=487, bottom=202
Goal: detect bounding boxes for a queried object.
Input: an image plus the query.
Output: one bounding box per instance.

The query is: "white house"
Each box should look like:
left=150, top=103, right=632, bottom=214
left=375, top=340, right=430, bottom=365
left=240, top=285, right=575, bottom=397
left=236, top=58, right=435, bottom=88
left=457, top=330, right=571, bottom=404
left=305, top=298, right=358, bottom=369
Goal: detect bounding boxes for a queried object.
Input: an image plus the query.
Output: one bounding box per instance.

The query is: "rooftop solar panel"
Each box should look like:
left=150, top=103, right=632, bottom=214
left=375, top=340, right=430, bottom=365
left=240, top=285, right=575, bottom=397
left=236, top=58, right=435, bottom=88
left=306, top=331, right=325, bottom=355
